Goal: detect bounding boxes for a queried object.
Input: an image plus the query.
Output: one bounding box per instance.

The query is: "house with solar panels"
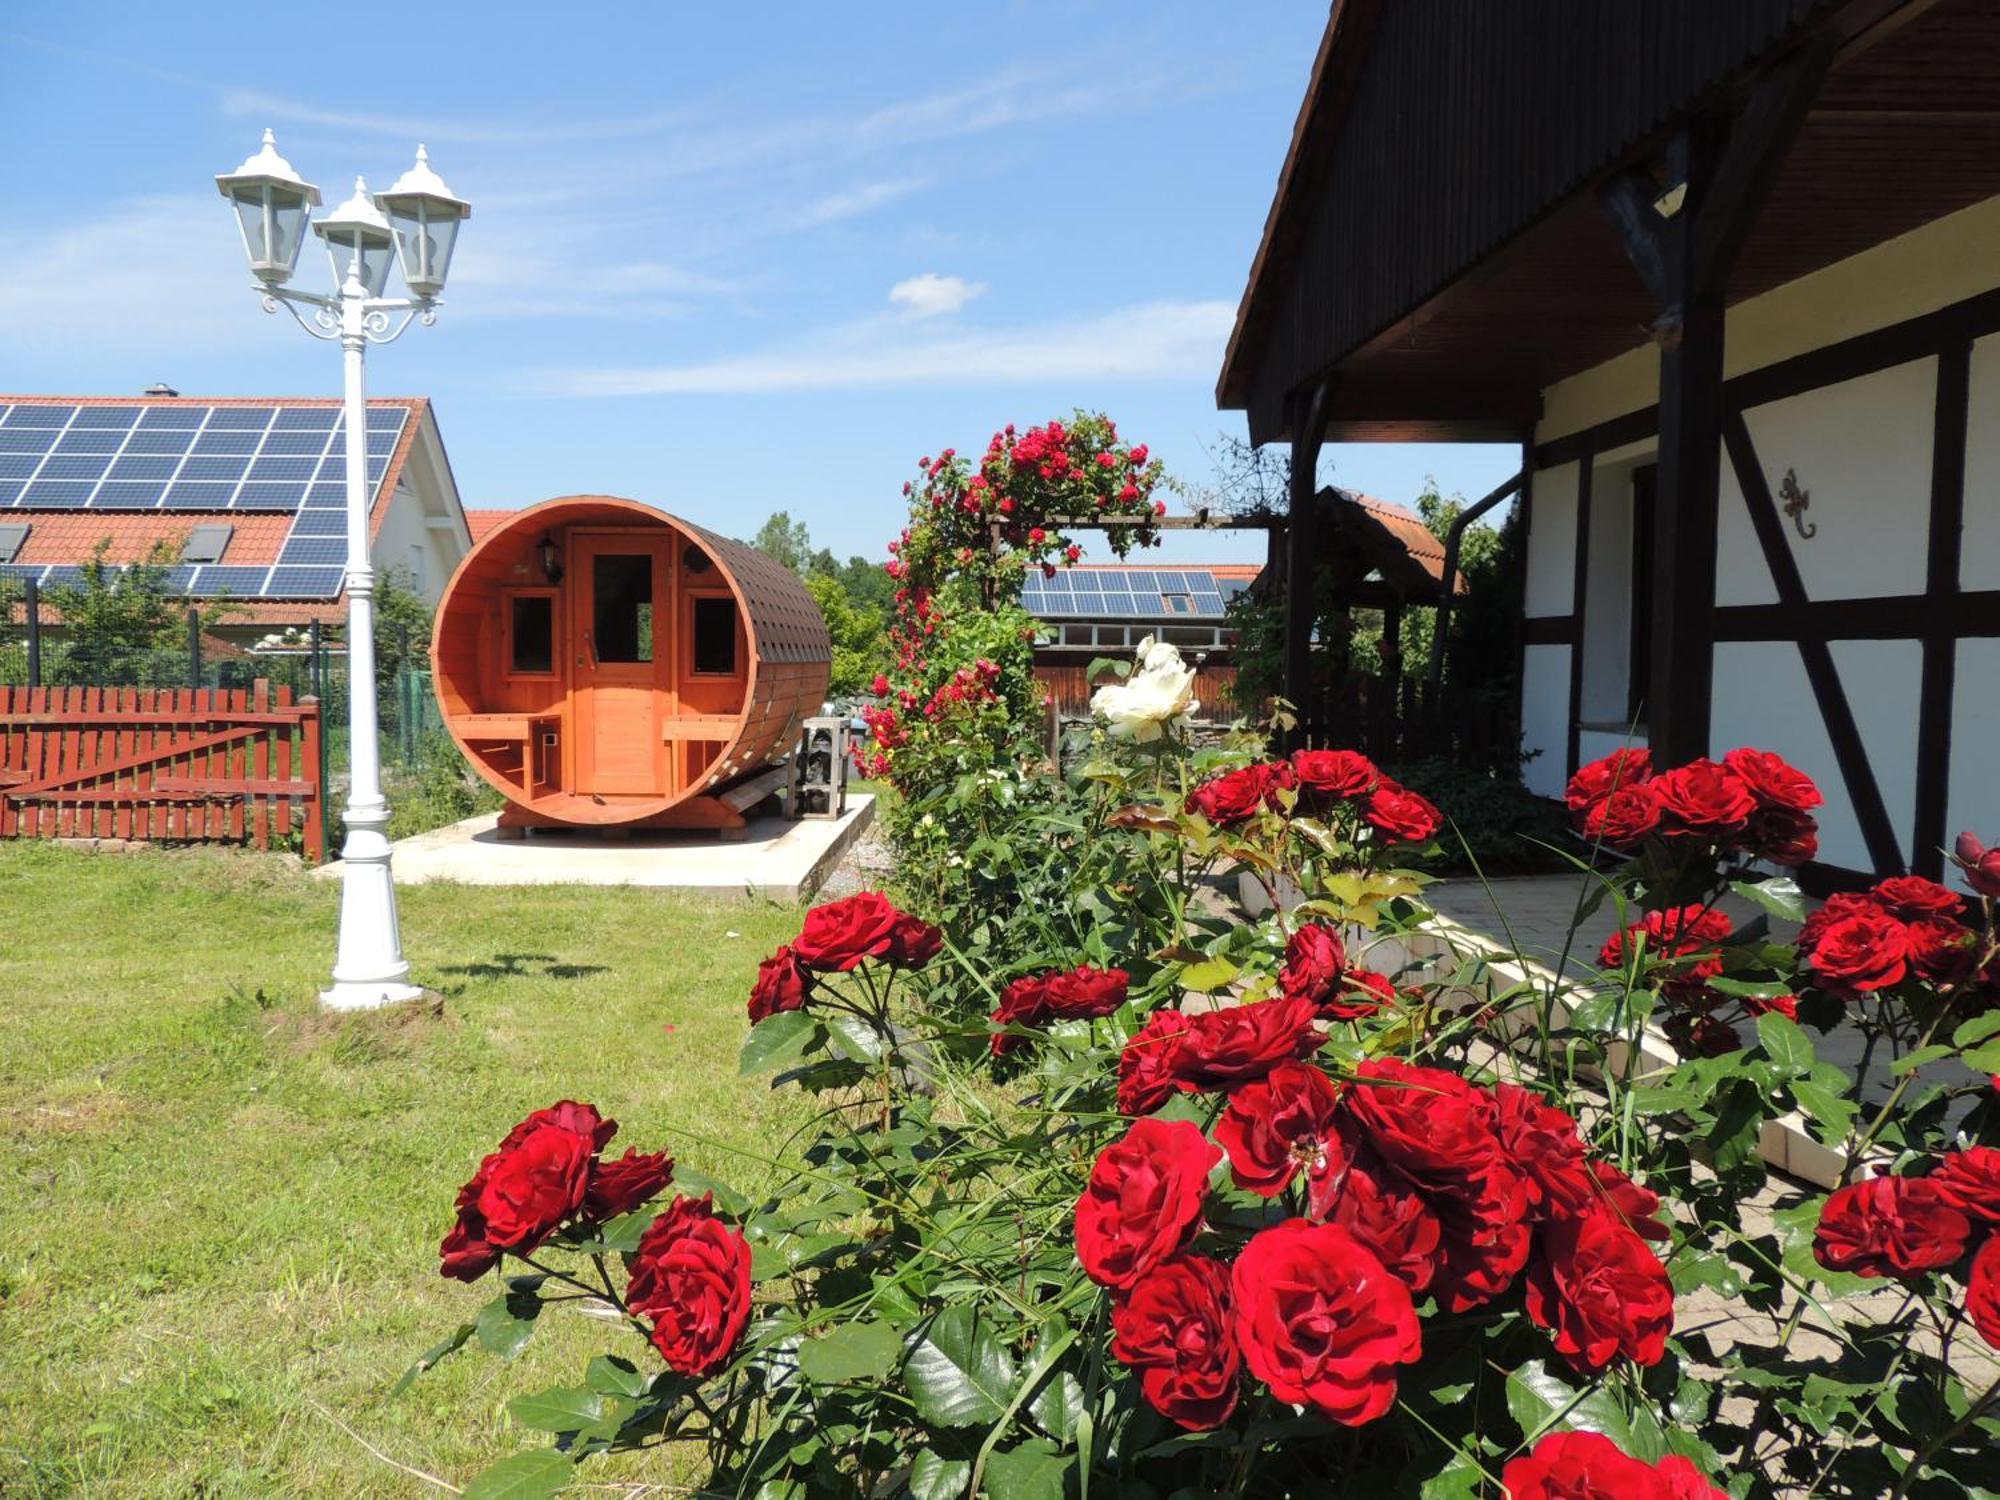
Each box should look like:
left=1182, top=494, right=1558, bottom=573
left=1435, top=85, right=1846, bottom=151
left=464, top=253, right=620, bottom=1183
left=0, top=392, right=471, bottom=641
left=1022, top=562, right=1261, bottom=718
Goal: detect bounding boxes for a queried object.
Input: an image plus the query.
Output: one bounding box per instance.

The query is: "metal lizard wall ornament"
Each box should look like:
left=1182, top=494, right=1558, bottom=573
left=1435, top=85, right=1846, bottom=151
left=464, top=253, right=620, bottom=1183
left=1779, top=468, right=1817, bottom=540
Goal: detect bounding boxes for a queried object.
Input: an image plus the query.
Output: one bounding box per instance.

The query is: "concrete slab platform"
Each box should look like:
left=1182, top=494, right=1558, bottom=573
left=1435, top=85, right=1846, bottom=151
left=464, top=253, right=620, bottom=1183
left=315, top=795, right=874, bottom=902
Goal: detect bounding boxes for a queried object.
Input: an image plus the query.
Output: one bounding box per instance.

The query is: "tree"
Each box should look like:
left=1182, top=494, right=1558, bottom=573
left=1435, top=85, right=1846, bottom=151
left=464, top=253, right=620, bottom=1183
left=753, top=512, right=815, bottom=575
left=42, top=536, right=241, bottom=684
left=804, top=572, right=887, bottom=698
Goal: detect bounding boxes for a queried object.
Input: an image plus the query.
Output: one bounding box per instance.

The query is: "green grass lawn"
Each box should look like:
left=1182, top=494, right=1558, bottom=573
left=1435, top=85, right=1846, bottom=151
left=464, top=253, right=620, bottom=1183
left=0, top=843, right=811, bottom=1497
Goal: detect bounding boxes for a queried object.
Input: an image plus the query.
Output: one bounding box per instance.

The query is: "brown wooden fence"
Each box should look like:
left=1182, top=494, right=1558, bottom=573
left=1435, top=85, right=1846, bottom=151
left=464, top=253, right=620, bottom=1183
left=0, top=681, right=323, bottom=860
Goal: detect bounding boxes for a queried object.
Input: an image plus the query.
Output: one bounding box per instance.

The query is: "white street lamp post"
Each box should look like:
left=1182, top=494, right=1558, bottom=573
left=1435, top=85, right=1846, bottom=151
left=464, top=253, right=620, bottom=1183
left=217, top=131, right=470, bottom=1011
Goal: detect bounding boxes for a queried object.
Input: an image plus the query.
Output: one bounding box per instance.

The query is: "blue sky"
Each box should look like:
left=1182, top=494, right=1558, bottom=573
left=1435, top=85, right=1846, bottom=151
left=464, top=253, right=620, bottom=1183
left=0, top=2, right=1517, bottom=566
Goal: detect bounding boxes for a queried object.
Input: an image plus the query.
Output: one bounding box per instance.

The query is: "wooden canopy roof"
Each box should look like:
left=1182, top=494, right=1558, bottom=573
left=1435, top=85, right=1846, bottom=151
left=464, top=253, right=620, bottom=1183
left=1219, top=0, right=2000, bottom=443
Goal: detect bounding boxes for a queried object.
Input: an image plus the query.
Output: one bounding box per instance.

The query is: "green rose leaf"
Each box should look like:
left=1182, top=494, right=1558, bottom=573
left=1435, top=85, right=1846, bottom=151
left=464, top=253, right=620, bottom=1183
left=584, top=1355, right=648, bottom=1399
left=904, top=1305, right=1017, bottom=1428
left=390, top=1321, right=474, bottom=1397
left=981, top=1437, right=1070, bottom=1500
left=823, top=1011, right=888, bottom=1065
left=460, top=1449, right=573, bottom=1500
left=797, top=1319, right=903, bottom=1385
left=1789, top=1080, right=1859, bottom=1147
left=1731, top=876, right=1805, bottom=923
left=475, top=1290, right=542, bottom=1360
left=739, top=1011, right=822, bottom=1075
left=508, top=1385, right=623, bottom=1436
left=1178, top=956, right=1241, bottom=993
left=1505, top=1359, right=1633, bottom=1448
left=1418, top=1450, right=1488, bottom=1499
left=1756, top=1012, right=1814, bottom=1074
left=908, top=1448, right=971, bottom=1500
left=1951, top=1009, right=2000, bottom=1050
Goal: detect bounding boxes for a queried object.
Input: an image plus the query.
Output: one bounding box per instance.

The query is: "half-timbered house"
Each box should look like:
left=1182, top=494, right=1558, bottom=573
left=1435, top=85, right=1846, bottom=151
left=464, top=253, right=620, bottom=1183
left=1218, top=0, right=2000, bottom=887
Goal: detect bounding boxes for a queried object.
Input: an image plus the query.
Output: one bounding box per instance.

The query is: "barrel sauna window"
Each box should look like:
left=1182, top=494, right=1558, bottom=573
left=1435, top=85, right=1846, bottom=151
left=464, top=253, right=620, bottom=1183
left=507, top=591, right=557, bottom=677
left=434, top=497, right=830, bottom=830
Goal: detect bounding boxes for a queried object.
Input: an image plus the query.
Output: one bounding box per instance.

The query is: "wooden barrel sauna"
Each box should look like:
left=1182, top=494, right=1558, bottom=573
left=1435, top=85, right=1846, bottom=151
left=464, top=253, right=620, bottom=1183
left=430, top=496, right=831, bottom=835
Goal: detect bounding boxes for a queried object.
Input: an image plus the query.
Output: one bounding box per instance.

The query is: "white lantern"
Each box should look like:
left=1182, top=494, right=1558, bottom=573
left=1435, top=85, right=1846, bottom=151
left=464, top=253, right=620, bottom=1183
left=374, top=146, right=471, bottom=300
left=314, top=178, right=397, bottom=297
left=215, top=130, right=321, bottom=286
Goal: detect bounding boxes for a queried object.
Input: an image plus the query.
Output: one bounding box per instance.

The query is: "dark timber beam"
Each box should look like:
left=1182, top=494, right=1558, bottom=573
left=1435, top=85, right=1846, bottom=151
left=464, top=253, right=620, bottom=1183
left=1913, top=341, right=1970, bottom=878
left=1284, top=380, right=1334, bottom=743
left=1598, top=40, right=1831, bottom=768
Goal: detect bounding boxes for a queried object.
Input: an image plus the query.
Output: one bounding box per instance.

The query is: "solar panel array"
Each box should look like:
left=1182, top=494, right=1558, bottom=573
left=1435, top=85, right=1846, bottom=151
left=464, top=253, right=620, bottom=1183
left=1021, top=567, right=1240, bottom=620
left=0, top=400, right=411, bottom=600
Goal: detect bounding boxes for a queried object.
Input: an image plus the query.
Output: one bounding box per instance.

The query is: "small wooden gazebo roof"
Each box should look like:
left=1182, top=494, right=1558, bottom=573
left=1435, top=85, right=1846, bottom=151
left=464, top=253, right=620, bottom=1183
left=1254, top=487, right=1464, bottom=610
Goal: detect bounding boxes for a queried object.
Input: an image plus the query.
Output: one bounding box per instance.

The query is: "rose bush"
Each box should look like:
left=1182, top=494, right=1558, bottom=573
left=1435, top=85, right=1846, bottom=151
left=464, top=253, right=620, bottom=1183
left=407, top=635, right=2000, bottom=1493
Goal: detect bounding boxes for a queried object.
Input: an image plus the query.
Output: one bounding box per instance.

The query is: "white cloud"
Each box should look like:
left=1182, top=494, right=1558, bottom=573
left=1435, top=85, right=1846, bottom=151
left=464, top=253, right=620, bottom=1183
left=218, top=88, right=692, bottom=149
left=526, top=299, right=1235, bottom=396
left=888, top=273, right=986, bottom=319
left=0, top=195, right=272, bottom=357
left=794, top=180, right=925, bottom=231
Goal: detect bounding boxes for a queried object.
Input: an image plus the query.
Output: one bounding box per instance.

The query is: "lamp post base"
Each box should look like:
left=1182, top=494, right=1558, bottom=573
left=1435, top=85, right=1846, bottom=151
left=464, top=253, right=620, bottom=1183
left=320, top=977, right=427, bottom=1011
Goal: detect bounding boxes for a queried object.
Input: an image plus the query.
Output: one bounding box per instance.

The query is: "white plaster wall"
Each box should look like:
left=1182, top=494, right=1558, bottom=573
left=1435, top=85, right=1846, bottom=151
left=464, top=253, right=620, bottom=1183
left=1947, top=639, right=2000, bottom=875
left=1962, top=334, right=2000, bottom=591
left=370, top=491, right=456, bottom=607
left=1542, top=194, right=2000, bottom=443
left=1521, top=645, right=1570, bottom=799
left=1731, top=360, right=1936, bottom=603
left=1710, top=639, right=1920, bottom=873
left=1578, top=458, right=1641, bottom=724
left=1524, top=461, right=1578, bottom=618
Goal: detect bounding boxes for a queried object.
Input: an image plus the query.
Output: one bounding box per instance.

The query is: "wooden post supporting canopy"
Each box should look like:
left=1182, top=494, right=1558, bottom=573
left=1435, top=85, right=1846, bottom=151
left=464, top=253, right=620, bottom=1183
left=1284, top=380, right=1333, bottom=744
left=1599, top=39, right=1832, bottom=767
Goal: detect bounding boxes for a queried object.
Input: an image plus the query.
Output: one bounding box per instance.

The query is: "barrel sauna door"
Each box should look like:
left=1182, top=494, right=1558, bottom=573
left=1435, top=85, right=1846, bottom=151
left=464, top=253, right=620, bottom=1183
left=572, top=533, right=669, bottom=797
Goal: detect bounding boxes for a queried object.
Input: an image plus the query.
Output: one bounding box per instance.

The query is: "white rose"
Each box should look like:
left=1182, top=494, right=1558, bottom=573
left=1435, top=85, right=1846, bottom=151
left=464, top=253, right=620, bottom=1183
left=1089, top=635, right=1199, bottom=743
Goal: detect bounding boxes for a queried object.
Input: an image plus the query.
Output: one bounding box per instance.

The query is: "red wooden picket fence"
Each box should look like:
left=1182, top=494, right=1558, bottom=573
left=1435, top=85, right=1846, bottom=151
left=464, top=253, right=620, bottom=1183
left=0, top=681, right=323, bottom=861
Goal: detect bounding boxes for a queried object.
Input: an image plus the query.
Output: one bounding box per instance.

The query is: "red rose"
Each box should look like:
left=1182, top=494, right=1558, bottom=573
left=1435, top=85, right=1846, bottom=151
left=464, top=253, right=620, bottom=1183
left=749, top=945, right=811, bottom=1023
left=1501, top=1431, right=1679, bottom=1500
left=1802, top=905, right=1910, bottom=995
left=870, top=673, right=889, bottom=696
left=1651, top=759, right=1757, bottom=840
left=1665, top=1012, right=1742, bottom=1058
left=793, top=891, right=906, bottom=971
left=1565, top=749, right=1653, bottom=813
left=1214, top=1061, right=1343, bottom=1198
left=439, top=1162, right=503, bottom=1281
left=1186, top=761, right=1292, bottom=824
left=887, top=911, right=943, bottom=968
left=1109, top=1255, right=1240, bottom=1430
left=1074, top=1117, right=1218, bottom=1290
left=1327, top=968, right=1396, bottom=1021
left=626, top=1194, right=752, bottom=1376
left=477, top=1123, right=594, bottom=1251
left=1599, top=905, right=1733, bottom=975
left=1796, top=891, right=1887, bottom=951
left=990, top=974, right=1052, bottom=1057
left=1229, top=1219, right=1421, bottom=1425
left=1954, top=831, right=2000, bottom=898
left=1813, top=1175, right=1972, bottom=1279
left=1969, top=1236, right=2000, bottom=1351
left=1289, top=748, right=1379, bottom=802
left=1046, top=965, right=1128, bottom=1018
left=1657, top=1456, right=1730, bottom=1500
left=1324, top=1163, right=1442, bottom=1293
left=1118, top=1009, right=1192, bottom=1116
left=1745, top=804, right=1819, bottom=865
left=1872, top=875, right=1963, bottom=920
left=1277, top=923, right=1345, bottom=1007
left=439, top=1101, right=619, bottom=1280
left=1338, top=1059, right=1529, bottom=1236
left=1932, top=1147, right=2000, bottom=1227
left=1722, top=747, right=1822, bottom=813
left=1169, top=995, right=1323, bottom=1093
left=1582, top=783, right=1663, bottom=847
left=1907, top=917, right=1977, bottom=985
left=1587, top=1159, right=1671, bottom=1241
left=1525, top=1208, right=1674, bottom=1370
left=1433, top=1219, right=1532, bottom=1313
left=1363, top=779, right=1442, bottom=843
left=1494, top=1083, right=1595, bottom=1220
left=1744, top=992, right=1800, bottom=1021
left=499, top=1099, right=618, bottom=1153
left=584, top=1148, right=674, bottom=1221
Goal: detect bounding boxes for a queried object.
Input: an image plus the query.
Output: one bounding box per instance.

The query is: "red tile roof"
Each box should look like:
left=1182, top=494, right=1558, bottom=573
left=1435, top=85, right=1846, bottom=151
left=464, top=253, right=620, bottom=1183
left=13, top=513, right=292, bottom=568
left=464, top=509, right=518, bottom=544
